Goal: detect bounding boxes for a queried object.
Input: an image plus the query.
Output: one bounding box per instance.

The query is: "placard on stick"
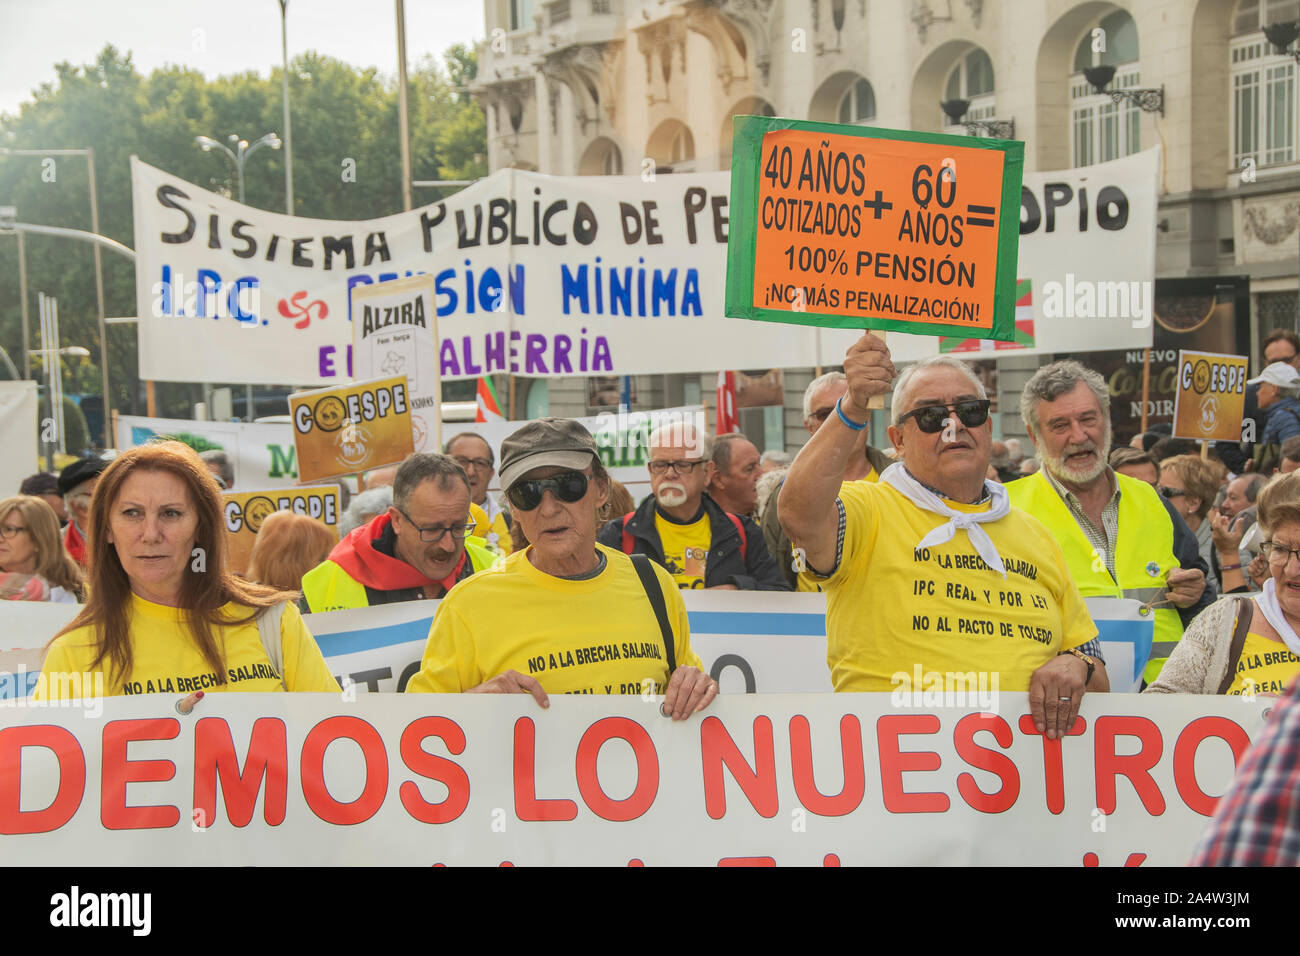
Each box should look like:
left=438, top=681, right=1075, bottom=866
left=222, top=486, right=341, bottom=574
left=289, top=375, right=414, bottom=483
left=725, top=116, right=1023, bottom=342
left=1171, top=350, right=1248, bottom=442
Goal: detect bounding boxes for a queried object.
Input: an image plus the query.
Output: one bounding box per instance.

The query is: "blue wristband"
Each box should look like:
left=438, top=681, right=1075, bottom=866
left=835, top=396, right=867, bottom=431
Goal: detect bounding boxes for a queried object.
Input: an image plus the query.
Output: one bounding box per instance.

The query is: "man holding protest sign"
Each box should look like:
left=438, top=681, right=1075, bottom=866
left=408, top=418, right=717, bottom=719
left=780, top=336, right=1105, bottom=738
left=597, top=421, right=787, bottom=591
left=1006, top=361, right=1213, bottom=686
left=300, top=454, right=499, bottom=612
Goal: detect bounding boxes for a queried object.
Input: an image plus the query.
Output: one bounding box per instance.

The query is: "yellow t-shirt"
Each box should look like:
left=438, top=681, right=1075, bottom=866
left=1226, top=631, right=1300, bottom=696
left=407, top=543, right=704, bottom=695
left=796, top=475, right=879, bottom=593
left=34, top=593, right=341, bottom=698
left=654, top=509, right=712, bottom=589
left=815, top=481, right=1096, bottom=692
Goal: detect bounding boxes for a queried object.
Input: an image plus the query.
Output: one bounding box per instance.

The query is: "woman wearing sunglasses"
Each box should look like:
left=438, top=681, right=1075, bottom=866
left=407, top=418, right=718, bottom=720
left=1148, top=472, right=1300, bottom=696
left=780, top=336, right=1104, bottom=741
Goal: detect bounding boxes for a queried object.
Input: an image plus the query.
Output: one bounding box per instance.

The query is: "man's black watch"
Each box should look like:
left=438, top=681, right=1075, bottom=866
left=1060, top=647, right=1096, bottom=684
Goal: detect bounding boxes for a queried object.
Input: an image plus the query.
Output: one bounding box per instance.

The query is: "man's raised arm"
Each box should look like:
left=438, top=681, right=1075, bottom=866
left=779, top=332, right=896, bottom=573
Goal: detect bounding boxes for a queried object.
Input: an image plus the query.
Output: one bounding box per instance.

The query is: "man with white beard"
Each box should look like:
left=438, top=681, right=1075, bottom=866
left=1006, top=360, right=1214, bottom=684
left=598, top=421, right=788, bottom=590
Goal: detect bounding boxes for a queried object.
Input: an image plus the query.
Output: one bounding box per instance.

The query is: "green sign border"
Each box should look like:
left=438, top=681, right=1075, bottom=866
left=725, top=115, right=1025, bottom=341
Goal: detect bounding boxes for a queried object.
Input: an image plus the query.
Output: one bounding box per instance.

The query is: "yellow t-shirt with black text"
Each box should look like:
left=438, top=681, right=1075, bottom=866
left=797, top=474, right=879, bottom=593
left=34, top=593, right=341, bottom=698
left=815, top=481, right=1096, bottom=692
left=654, top=509, right=712, bottom=589
left=1226, top=631, right=1300, bottom=696
left=407, top=543, right=703, bottom=695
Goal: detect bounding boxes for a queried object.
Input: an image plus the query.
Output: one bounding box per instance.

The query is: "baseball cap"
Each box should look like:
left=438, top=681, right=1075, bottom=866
left=497, top=418, right=600, bottom=492
left=1247, top=362, right=1300, bottom=389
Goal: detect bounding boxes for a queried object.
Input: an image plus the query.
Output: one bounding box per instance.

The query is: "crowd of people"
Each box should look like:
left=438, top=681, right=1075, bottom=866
left=11, top=331, right=1300, bottom=857
left=10, top=329, right=1300, bottom=717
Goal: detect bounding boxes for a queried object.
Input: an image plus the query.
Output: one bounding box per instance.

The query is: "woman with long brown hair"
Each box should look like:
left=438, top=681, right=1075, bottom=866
left=36, top=442, right=339, bottom=698
left=0, top=495, right=85, bottom=602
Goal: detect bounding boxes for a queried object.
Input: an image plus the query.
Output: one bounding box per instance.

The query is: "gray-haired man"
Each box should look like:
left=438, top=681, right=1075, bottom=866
left=1006, top=360, right=1213, bottom=686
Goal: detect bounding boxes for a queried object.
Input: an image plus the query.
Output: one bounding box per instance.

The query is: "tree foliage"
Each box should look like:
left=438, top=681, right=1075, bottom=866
left=0, top=44, right=487, bottom=443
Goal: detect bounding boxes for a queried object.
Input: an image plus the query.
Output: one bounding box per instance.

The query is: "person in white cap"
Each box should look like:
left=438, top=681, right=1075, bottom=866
left=1251, top=361, right=1300, bottom=473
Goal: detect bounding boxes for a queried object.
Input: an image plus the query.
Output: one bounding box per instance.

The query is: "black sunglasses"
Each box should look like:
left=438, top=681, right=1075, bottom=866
left=897, top=399, right=991, bottom=434
left=1157, top=485, right=1186, bottom=499
left=506, top=471, right=590, bottom=511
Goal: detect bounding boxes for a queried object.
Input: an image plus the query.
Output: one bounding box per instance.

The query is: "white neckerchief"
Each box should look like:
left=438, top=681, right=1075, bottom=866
left=1253, top=579, right=1300, bottom=659
left=879, top=462, right=1011, bottom=577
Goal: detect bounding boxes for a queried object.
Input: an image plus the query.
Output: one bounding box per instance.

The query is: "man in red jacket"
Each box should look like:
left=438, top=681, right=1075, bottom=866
left=300, top=453, right=499, bottom=612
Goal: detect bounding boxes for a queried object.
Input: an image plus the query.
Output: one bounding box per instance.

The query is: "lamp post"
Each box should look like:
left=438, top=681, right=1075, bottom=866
left=278, top=0, right=294, bottom=215
left=195, top=132, right=282, bottom=205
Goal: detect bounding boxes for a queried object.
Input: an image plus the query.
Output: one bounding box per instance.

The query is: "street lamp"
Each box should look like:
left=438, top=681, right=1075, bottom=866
left=195, top=132, right=282, bottom=205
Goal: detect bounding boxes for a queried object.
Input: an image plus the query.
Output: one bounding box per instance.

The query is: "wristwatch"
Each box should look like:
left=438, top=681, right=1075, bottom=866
left=1059, top=647, right=1097, bottom=684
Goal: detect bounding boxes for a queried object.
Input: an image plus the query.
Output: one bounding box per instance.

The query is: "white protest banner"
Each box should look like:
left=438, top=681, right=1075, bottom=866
left=0, top=381, right=38, bottom=496
left=130, top=158, right=935, bottom=386
left=0, top=692, right=1266, bottom=865
left=940, top=148, right=1159, bottom=357
left=351, top=273, right=441, bottom=453
left=301, top=591, right=1150, bottom=697
left=116, top=415, right=299, bottom=489
left=0, top=591, right=1156, bottom=700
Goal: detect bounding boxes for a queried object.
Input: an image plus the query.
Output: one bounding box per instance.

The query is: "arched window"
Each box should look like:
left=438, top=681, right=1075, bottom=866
left=1069, top=9, right=1141, bottom=167
left=942, top=48, right=996, bottom=133
left=647, top=120, right=695, bottom=173
left=1231, top=0, right=1300, bottom=169
left=837, top=77, right=876, bottom=125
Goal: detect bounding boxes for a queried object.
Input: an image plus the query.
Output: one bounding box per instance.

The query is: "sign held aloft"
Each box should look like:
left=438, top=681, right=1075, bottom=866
left=726, top=116, right=1023, bottom=341
left=1171, top=350, right=1248, bottom=442
left=289, top=375, right=414, bottom=483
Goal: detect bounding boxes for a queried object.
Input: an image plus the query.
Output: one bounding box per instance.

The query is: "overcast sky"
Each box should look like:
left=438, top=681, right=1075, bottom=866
left=0, top=0, right=486, bottom=117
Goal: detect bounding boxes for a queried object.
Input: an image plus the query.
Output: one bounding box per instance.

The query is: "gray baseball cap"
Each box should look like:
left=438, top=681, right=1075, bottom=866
left=1248, top=362, right=1300, bottom=389
left=497, top=418, right=600, bottom=491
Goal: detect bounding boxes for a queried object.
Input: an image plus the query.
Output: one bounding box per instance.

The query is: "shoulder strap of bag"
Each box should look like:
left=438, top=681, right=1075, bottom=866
left=257, top=600, right=288, bottom=690
left=726, top=512, right=747, bottom=560
left=629, top=553, right=676, bottom=675
left=1215, top=597, right=1253, bottom=695
left=621, top=512, right=635, bottom=554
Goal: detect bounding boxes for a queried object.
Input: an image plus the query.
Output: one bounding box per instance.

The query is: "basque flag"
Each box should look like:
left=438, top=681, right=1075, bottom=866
left=475, top=376, right=504, bottom=423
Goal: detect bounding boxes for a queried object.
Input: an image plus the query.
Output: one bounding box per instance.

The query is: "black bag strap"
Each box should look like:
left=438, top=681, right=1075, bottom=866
left=630, top=554, right=676, bottom=675
left=1216, top=597, right=1253, bottom=695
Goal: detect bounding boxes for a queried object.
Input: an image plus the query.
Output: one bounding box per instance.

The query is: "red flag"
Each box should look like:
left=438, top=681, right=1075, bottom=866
left=716, top=371, right=740, bottom=435
left=475, top=377, right=504, bottom=423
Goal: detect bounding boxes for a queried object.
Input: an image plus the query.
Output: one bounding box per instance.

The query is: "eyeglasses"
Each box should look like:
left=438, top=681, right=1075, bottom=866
left=452, top=456, right=493, bottom=472
left=897, top=400, right=991, bottom=434
left=647, top=459, right=705, bottom=476
left=397, top=509, right=476, bottom=543
left=1262, top=541, right=1300, bottom=565
left=0, top=523, right=27, bottom=539
left=1157, top=485, right=1186, bottom=499
left=506, top=471, right=590, bottom=511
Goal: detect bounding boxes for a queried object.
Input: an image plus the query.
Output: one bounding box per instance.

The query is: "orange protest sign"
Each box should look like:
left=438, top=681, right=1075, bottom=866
left=726, top=117, right=1022, bottom=340
left=1171, top=350, right=1248, bottom=442
left=222, top=486, right=341, bottom=575
left=289, top=375, right=414, bottom=483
